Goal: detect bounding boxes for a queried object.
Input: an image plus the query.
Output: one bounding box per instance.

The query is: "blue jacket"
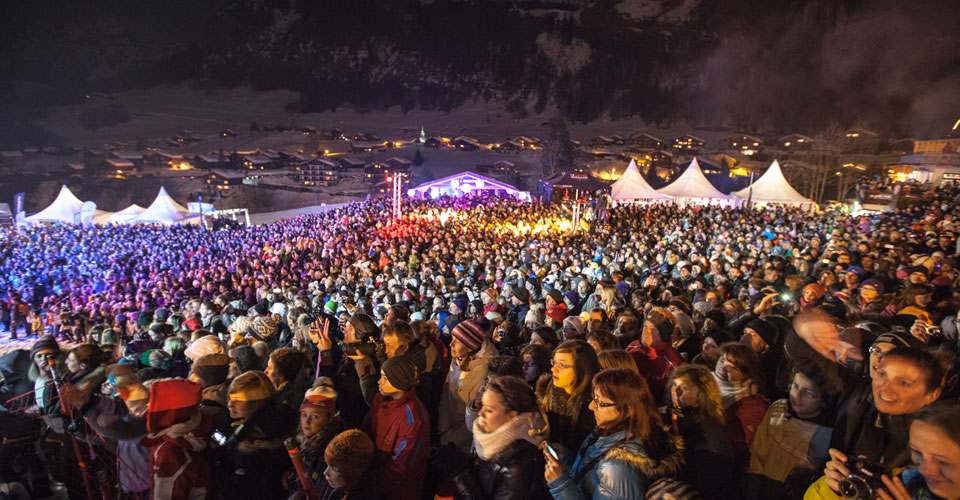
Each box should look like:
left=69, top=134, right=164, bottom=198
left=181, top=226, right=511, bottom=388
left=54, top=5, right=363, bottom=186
left=547, top=429, right=683, bottom=500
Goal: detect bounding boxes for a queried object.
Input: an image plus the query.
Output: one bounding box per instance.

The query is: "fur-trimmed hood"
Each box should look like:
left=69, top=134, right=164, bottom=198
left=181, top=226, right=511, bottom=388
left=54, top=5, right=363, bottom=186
left=593, top=429, right=685, bottom=481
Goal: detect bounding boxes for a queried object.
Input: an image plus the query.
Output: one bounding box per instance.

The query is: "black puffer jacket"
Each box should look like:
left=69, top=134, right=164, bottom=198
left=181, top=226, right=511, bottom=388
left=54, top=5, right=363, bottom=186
left=452, top=439, right=550, bottom=500
left=217, top=401, right=298, bottom=500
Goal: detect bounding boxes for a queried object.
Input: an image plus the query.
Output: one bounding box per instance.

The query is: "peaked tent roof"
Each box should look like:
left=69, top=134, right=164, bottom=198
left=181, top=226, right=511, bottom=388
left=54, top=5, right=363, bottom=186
left=410, top=171, right=519, bottom=193
left=127, top=187, right=198, bottom=225
left=26, top=185, right=85, bottom=223
left=657, top=159, right=728, bottom=200
left=610, top=159, right=671, bottom=200
left=732, top=160, right=813, bottom=205
left=93, top=203, right=146, bottom=224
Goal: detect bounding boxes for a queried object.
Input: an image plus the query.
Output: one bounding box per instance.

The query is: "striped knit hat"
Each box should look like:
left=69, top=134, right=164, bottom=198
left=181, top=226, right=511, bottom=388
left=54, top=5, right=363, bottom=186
left=301, top=377, right=338, bottom=414
left=452, top=320, right=486, bottom=352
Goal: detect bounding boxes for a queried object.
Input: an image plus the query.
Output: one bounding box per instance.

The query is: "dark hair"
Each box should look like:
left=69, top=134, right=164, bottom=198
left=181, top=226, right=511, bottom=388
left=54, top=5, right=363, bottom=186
left=592, top=369, right=672, bottom=456
left=532, top=326, right=559, bottom=349
left=587, top=329, right=619, bottom=351
left=719, top=342, right=766, bottom=393
left=69, top=344, right=104, bottom=372
left=883, top=346, right=946, bottom=393
left=486, top=355, right=523, bottom=379
left=389, top=305, right=411, bottom=323
left=232, top=345, right=263, bottom=374
left=485, top=375, right=537, bottom=414
left=914, top=399, right=960, bottom=447
left=521, top=343, right=551, bottom=378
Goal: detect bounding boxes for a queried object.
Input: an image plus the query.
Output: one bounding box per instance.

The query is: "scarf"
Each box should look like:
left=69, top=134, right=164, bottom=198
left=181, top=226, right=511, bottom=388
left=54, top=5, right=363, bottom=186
left=472, top=412, right=545, bottom=461
left=713, top=373, right=758, bottom=409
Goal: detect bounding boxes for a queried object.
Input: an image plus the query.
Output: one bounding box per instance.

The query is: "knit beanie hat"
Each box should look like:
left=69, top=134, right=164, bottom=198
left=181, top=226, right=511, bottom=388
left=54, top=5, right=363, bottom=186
left=745, top=318, right=779, bottom=348
left=30, top=334, right=60, bottom=361
left=270, top=348, right=306, bottom=383
left=546, top=305, right=567, bottom=324
left=859, top=279, right=883, bottom=295
left=347, top=313, right=379, bottom=341
left=324, top=430, right=374, bottom=489
left=184, top=335, right=228, bottom=361
left=512, top=288, right=531, bottom=303
left=301, top=377, right=338, bottom=414
left=245, top=315, right=279, bottom=342
left=803, top=283, right=828, bottom=301
left=146, top=378, right=202, bottom=433
left=191, top=353, right=230, bottom=387
left=452, top=320, right=486, bottom=352
left=381, top=356, right=419, bottom=392
left=563, top=316, right=585, bottom=336
left=546, top=289, right=564, bottom=305
left=645, top=308, right=676, bottom=342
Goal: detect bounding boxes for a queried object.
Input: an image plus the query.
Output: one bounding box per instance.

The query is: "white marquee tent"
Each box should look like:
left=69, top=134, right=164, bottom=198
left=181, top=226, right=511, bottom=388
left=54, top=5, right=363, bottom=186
left=732, top=160, right=815, bottom=207
left=26, top=185, right=86, bottom=223
left=610, top=159, right=671, bottom=202
left=657, top=159, right=729, bottom=202
left=93, top=203, right=146, bottom=224
left=127, top=187, right=199, bottom=225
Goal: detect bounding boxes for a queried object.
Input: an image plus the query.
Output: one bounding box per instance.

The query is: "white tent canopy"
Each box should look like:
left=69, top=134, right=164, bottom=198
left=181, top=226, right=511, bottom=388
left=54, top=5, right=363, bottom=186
left=94, top=203, right=146, bottom=224
left=26, top=185, right=85, bottom=223
left=657, top=159, right=729, bottom=201
left=732, top=160, right=814, bottom=206
left=127, top=187, right=199, bottom=225
left=610, top=159, right=671, bottom=201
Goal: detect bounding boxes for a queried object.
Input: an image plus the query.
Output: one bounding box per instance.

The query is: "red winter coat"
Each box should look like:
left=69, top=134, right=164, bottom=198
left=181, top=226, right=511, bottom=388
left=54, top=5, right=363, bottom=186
left=723, top=393, right=769, bottom=459
left=364, top=390, right=430, bottom=500
left=625, top=341, right=683, bottom=403
left=140, top=379, right=215, bottom=500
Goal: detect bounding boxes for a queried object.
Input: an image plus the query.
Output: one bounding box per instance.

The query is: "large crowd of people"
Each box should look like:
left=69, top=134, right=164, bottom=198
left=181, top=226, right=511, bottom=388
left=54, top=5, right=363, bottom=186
left=1, top=187, right=960, bottom=500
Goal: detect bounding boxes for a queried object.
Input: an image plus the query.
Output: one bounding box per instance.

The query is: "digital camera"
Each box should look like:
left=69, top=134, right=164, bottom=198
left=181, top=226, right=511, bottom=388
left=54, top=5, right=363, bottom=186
left=838, top=457, right=888, bottom=499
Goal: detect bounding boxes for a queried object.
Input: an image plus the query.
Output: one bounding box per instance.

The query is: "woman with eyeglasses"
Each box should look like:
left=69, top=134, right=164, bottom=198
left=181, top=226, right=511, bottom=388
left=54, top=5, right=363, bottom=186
left=745, top=363, right=836, bottom=500
left=536, top=340, right=601, bottom=451
left=712, top=342, right=770, bottom=461
left=542, top=368, right=683, bottom=500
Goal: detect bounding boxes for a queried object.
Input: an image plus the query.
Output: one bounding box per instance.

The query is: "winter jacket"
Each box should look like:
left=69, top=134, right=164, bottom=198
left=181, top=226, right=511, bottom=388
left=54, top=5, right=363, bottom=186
left=536, top=374, right=597, bottom=452
left=663, top=407, right=734, bottom=500
left=745, top=399, right=833, bottom=500
left=140, top=379, right=216, bottom=500
left=0, top=349, right=33, bottom=407
left=547, top=429, right=684, bottom=500
left=451, top=413, right=550, bottom=500
left=364, top=390, right=430, bottom=500
left=439, top=343, right=495, bottom=451
left=723, top=393, right=769, bottom=460
left=317, top=471, right=382, bottom=500
left=198, top=382, right=233, bottom=436
left=81, top=395, right=151, bottom=494
left=218, top=401, right=298, bottom=500
left=277, top=369, right=313, bottom=410
left=625, top=341, right=683, bottom=404
left=287, top=416, right=344, bottom=496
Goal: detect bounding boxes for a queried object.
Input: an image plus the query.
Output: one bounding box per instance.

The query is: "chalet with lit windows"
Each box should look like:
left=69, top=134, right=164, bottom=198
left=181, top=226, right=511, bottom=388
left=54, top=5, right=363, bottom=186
left=299, top=126, right=317, bottom=136
left=242, top=155, right=276, bottom=170
left=511, top=136, right=540, bottom=149
left=364, top=163, right=390, bottom=183
left=102, top=159, right=134, bottom=177
left=145, top=151, right=183, bottom=169
left=777, top=134, right=815, bottom=151
left=340, top=157, right=367, bottom=170
left=493, top=140, right=523, bottom=153
left=628, top=133, right=663, bottom=151
left=491, top=160, right=516, bottom=175
left=220, top=129, right=239, bottom=138
left=592, top=136, right=618, bottom=148
left=382, top=157, right=412, bottom=171
left=424, top=137, right=446, bottom=148
left=299, top=158, right=340, bottom=186
left=721, top=135, right=764, bottom=156
left=672, top=135, right=705, bottom=153
left=843, top=128, right=881, bottom=153
left=452, top=136, right=481, bottom=151
left=279, top=151, right=308, bottom=168
left=205, top=170, right=245, bottom=191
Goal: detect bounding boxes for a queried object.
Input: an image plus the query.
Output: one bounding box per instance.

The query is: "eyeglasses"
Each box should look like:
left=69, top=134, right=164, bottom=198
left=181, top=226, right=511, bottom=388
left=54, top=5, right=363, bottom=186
left=551, top=359, right=573, bottom=370
left=591, top=394, right=615, bottom=408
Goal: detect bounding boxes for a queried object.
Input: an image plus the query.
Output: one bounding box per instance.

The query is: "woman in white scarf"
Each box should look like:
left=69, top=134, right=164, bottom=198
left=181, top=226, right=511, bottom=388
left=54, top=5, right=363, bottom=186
left=449, top=375, right=551, bottom=500
left=711, top=342, right=770, bottom=460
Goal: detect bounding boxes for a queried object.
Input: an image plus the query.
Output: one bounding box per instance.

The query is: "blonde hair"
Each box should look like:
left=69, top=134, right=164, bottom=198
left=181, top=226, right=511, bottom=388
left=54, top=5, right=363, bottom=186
left=598, top=349, right=640, bottom=375
left=669, top=364, right=724, bottom=422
